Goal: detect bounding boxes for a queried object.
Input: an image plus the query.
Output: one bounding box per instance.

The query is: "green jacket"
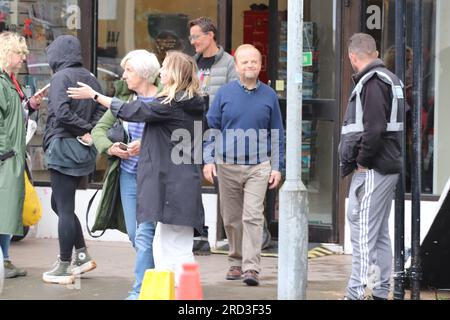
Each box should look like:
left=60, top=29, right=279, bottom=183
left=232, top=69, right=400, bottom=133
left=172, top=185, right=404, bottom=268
left=90, top=80, right=131, bottom=234
left=0, top=71, right=26, bottom=235
left=92, top=79, right=163, bottom=154
left=92, top=79, right=133, bottom=154
left=90, top=157, right=127, bottom=234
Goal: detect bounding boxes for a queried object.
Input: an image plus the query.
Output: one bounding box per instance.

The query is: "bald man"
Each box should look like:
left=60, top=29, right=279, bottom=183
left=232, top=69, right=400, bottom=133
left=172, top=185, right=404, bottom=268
left=203, top=44, right=284, bottom=286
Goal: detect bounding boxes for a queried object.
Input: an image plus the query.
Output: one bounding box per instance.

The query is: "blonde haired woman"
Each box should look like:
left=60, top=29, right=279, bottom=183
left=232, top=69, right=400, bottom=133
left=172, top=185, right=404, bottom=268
left=68, top=51, right=206, bottom=286
left=0, top=32, right=44, bottom=279
left=91, top=49, right=161, bottom=299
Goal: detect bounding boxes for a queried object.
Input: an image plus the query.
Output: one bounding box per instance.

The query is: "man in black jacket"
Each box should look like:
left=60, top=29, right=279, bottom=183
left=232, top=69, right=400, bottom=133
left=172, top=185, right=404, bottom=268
left=339, top=33, right=404, bottom=300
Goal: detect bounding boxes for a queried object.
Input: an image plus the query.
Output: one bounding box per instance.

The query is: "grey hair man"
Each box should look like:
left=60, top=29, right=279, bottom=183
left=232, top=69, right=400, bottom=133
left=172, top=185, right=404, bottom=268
left=189, top=16, right=239, bottom=254
left=189, top=16, right=238, bottom=105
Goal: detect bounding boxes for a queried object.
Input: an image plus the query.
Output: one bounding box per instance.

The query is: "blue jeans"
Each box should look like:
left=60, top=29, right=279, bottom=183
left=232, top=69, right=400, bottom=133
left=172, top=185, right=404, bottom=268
left=0, top=234, right=11, bottom=261
left=127, top=221, right=156, bottom=299
left=119, top=170, right=137, bottom=247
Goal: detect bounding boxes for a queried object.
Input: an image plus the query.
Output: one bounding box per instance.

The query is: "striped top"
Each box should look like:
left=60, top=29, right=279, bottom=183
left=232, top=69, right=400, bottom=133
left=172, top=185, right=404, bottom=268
left=120, top=96, right=156, bottom=174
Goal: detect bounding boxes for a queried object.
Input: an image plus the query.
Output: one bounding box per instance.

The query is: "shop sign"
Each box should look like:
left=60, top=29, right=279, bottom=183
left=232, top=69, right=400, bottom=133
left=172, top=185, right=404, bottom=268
left=303, top=51, right=313, bottom=67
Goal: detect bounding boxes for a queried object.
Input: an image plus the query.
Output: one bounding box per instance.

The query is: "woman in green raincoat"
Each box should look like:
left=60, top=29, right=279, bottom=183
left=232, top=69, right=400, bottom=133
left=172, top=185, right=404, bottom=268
left=0, top=32, right=44, bottom=278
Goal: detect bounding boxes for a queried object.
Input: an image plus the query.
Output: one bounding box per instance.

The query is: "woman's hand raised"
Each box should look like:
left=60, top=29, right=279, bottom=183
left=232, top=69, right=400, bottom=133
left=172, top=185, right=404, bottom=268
left=67, top=82, right=96, bottom=100
left=68, top=82, right=112, bottom=108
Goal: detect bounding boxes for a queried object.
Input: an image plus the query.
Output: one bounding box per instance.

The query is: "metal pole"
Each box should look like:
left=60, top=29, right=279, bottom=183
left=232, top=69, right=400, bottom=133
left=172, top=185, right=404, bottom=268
left=393, top=0, right=406, bottom=301
left=268, top=0, right=279, bottom=88
left=0, top=246, right=3, bottom=295
left=278, top=0, right=309, bottom=300
left=411, top=0, right=423, bottom=300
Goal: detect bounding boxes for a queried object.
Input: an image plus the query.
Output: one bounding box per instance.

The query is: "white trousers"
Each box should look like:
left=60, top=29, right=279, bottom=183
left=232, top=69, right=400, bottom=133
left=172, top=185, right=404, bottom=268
left=152, top=222, right=195, bottom=286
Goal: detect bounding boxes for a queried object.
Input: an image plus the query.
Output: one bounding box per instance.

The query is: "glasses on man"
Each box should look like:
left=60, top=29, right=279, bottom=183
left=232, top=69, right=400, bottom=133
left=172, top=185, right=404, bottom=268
left=188, top=33, right=208, bottom=41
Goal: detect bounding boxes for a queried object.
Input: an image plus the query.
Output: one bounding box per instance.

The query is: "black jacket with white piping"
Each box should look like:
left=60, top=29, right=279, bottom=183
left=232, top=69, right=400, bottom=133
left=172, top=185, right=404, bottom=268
left=338, top=59, right=404, bottom=177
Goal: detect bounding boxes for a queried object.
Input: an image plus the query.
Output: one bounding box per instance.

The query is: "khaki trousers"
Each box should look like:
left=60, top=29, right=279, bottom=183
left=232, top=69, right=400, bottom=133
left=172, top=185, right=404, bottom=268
left=217, top=161, right=271, bottom=273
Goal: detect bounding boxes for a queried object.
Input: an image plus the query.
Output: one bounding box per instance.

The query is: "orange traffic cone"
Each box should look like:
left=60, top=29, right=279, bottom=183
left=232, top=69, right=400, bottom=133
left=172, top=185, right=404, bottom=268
left=176, top=262, right=203, bottom=300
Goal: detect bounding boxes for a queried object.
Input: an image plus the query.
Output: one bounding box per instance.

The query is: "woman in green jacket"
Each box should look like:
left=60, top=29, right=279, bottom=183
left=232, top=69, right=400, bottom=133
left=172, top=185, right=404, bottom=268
left=91, top=50, right=161, bottom=300
left=0, top=32, right=44, bottom=278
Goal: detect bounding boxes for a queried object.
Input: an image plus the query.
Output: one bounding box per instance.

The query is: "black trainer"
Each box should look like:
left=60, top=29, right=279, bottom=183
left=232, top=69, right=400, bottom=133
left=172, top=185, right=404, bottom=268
left=371, top=295, right=388, bottom=300
left=193, top=226, right=211, bottom=255
left=193, top=239, right=211, bottom=255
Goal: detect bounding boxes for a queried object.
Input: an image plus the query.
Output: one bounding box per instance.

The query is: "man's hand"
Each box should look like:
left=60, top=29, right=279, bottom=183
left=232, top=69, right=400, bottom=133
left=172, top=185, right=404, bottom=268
left=268, top=170, right=282, bottom=189
left=356, top=163, right=368, bottom=173
left=203, top=164, right=217, bottom=184
left=127, top=140, right=141, bottom=157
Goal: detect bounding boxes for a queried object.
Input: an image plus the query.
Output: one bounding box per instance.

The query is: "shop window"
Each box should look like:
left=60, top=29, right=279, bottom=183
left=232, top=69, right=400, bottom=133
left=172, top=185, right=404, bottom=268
left=96, top=0, right=217, bottom=96
left=433, top=1, right=450, bottom=195
left=234, top=0, right=336, bottom=100
left=233, top=0, right=337, bottom=226
left=370, top=0, right=436, bottom=194
left=96, top=0, right=217, bottom=186
left=0, top=0, right=86, bottom=183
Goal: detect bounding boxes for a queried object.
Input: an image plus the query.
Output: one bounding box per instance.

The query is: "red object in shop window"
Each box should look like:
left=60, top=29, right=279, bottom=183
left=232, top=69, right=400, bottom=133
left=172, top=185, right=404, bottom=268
left=243, top=10, right=269, bottom=84
left=23, top=18, right=32, bottom=38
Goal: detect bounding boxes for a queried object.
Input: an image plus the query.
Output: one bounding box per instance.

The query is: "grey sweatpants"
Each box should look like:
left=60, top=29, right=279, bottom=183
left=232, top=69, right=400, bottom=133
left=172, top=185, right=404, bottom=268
left=346, top=169, right=399, bottom=300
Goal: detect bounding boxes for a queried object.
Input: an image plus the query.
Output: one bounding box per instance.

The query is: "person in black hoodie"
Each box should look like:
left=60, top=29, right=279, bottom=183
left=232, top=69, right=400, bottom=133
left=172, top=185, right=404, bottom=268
left=68, top=50, right=205, bottom=287
left=42, top=35, right=105, bottom=285
left=339, top=33, right=404, bottom=300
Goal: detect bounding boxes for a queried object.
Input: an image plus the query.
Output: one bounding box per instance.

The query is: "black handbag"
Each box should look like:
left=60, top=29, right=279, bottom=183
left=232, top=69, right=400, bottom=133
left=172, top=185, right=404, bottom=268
left=107, top=119, right=127, bottom=143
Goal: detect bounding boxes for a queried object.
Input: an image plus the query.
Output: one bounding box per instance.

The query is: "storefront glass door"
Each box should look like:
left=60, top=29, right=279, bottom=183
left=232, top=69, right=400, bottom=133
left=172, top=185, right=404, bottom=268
left=363, top=0, right=437, bottom=195
left=232, top=0, right=341, bottom=242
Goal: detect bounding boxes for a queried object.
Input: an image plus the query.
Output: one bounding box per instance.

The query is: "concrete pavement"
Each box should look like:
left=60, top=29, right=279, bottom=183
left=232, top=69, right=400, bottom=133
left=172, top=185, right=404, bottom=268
left=1, top=238, right=448, bottom=300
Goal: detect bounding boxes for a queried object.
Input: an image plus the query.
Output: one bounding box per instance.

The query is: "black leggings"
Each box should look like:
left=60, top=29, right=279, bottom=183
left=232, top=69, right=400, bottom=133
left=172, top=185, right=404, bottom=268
left=50, top=170, right=86, bottom=261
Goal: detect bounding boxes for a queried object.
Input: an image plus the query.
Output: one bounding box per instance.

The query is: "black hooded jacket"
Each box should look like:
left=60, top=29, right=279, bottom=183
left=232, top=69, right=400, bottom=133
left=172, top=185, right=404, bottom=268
left=43, top=35, right=105, bottom=150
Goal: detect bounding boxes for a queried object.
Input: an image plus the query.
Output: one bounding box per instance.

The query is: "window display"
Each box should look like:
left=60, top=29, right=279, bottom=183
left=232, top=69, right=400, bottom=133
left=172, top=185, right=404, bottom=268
left=1, top=0, right=83, bottom=183
left=367, top=0, right=436, bottom=194
left=96, top=0, right=216, bottom=96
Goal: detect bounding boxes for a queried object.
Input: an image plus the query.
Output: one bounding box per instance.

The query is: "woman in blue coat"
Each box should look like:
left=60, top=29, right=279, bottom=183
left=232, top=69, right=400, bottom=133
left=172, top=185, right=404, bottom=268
left=68, top=51, right=205, bottom=285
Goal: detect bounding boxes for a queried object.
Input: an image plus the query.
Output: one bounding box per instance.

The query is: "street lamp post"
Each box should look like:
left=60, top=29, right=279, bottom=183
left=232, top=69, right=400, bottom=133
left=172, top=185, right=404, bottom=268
left=410, top=0, right=423, bottom=300
left=278, top=0, right=309, bottom=300
left=393, top=0, right=407, bottom=301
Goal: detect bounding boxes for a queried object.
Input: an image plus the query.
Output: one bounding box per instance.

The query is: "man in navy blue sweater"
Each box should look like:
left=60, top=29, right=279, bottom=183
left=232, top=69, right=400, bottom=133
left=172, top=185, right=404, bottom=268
left=203, top=44, right=284, bottom=286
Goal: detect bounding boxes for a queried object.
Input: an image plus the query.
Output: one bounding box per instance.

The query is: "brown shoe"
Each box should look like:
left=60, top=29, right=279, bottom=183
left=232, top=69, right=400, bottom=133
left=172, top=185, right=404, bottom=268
left=226, top=266, right=243, bottom=280
left=243, top=270, right=259, bottom=286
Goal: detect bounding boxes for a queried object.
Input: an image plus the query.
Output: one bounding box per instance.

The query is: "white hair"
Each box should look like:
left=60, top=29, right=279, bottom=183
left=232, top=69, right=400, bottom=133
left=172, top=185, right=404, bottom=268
left=0, top=32, right=29, bottom=72
left=120, top=50, right=160, bottom=84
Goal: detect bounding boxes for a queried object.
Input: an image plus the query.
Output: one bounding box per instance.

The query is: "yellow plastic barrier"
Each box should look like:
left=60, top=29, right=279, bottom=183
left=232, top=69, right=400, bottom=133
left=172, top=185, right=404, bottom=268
left=139, top=269, right=175, bottom=300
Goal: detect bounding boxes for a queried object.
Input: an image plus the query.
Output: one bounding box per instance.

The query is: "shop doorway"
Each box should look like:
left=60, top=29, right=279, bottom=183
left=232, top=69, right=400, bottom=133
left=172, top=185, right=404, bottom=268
left=230, top=0, right=343, bottom=243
